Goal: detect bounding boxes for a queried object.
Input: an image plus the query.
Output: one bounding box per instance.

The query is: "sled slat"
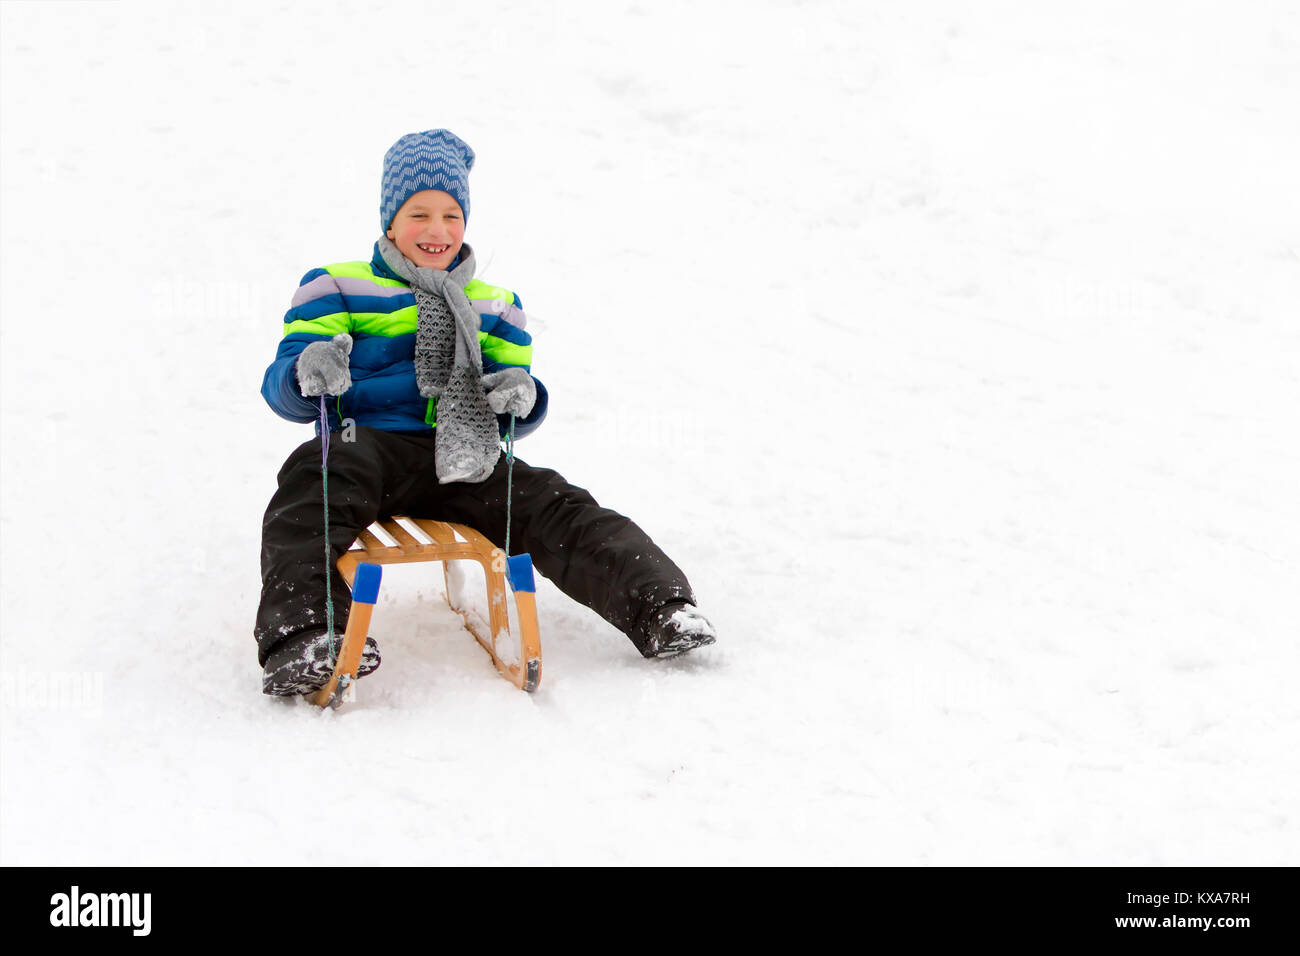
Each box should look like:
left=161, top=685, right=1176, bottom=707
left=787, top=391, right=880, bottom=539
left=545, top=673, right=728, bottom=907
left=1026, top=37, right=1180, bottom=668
left=381, top=519, right=421, bottom=550
left=412, top=519, right=458, bottom=546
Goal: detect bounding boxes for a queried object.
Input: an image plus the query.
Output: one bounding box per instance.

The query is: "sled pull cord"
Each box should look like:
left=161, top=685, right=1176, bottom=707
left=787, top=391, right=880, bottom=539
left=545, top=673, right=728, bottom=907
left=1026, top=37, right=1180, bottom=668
left=505, top=413, right=516, bottom=559
left=319, top=395, right=338, bottom=656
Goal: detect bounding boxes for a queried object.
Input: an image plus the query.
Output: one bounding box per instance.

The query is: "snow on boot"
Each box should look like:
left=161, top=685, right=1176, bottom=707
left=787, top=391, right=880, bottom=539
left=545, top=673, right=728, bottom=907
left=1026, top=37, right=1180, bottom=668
left=637, top=602, right=717, bottom=658
left=262, top=630, right=381, bottom=697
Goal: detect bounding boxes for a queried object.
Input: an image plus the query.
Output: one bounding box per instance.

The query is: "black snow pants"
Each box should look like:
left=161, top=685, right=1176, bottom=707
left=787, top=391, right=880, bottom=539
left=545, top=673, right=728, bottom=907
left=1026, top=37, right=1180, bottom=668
left=254, top=427, right=695, bottom=664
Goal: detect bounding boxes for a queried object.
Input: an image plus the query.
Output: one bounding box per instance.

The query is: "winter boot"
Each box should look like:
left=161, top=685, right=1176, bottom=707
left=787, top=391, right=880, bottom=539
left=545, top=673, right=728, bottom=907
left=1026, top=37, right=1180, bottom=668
left=635, top=602, right=717, bottom=658
left=262, top=630, right=381, bottom=696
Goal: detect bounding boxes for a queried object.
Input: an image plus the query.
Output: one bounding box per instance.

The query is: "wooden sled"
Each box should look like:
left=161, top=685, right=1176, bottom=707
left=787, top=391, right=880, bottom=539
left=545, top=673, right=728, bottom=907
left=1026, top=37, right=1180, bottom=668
left=308, top=517, right=541, bottom=708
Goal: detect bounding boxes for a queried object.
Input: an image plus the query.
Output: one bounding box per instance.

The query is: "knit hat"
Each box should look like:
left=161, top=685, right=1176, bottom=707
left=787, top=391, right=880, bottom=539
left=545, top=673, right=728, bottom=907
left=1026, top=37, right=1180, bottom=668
left=380, top=129, right=475, bottom=231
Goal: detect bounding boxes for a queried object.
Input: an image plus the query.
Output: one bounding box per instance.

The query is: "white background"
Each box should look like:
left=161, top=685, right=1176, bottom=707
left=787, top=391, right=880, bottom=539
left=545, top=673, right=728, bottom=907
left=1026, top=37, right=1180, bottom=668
left=1, top=0, right=1297, bottom=864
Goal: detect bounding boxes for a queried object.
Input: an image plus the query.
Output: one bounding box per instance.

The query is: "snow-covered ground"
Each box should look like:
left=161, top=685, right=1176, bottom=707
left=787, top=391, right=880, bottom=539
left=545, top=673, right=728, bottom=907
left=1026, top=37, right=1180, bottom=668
left=2, top=0, right=1297, bottom=864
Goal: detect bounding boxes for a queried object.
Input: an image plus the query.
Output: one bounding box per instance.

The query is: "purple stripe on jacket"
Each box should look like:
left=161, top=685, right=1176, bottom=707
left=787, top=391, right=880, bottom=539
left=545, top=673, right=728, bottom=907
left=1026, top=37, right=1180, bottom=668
left=469, top=300, right=526, bottom=329
left=291, top=274, right=414, bottom=308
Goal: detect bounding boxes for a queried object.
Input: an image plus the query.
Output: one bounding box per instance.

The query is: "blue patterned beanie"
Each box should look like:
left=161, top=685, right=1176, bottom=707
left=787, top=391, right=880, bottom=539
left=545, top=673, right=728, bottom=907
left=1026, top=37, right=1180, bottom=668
left=380, top=129, right=475, bottom=231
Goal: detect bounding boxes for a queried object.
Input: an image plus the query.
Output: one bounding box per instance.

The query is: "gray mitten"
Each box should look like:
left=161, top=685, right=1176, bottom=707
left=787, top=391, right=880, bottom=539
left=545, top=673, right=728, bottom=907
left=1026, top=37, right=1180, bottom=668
left=296, top=333, right=353, bottom=397
left=481, top=367, right=536, bottom=417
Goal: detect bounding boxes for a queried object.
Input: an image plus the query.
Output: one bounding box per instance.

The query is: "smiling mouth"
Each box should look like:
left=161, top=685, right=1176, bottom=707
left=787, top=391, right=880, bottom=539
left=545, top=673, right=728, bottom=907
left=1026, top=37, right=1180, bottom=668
left=417, top=243, right=450, bottom=255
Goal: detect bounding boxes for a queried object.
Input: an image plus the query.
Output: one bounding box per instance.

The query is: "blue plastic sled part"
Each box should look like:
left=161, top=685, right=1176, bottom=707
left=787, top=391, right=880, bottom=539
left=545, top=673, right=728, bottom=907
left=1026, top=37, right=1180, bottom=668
left=352, top=562, right=383, bottom=605
left=506, top=553, right=535, bottom=593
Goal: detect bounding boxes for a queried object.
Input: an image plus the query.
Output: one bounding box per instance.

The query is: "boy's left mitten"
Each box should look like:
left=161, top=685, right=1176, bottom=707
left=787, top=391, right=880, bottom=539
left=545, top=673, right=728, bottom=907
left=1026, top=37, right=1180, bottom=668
left=481, top=367, right=536, bottom=417
left=296, top=333, right=353, bottom=397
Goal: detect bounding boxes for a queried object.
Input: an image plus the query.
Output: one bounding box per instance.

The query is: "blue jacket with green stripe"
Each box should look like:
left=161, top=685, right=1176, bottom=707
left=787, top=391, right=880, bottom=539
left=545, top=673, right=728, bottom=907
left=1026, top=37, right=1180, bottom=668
left=261, top=243, right=548, bottom=437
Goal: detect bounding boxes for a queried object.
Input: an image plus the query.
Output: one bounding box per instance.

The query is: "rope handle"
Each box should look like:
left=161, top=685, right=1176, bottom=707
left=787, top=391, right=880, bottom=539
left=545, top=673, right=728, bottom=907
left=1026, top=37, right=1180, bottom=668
left=320, top=396, right=337, bottom=658
left=505, top=413, right=516, bottom=558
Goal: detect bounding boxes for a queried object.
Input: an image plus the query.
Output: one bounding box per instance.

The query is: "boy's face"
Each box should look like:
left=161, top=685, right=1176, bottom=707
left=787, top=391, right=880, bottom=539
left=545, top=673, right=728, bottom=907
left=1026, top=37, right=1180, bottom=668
left=386, top=189, right=465, bottom=270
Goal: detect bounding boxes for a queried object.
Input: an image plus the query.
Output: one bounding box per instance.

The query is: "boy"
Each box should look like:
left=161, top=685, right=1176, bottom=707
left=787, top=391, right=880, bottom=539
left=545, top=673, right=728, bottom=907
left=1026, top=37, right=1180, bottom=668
left=255, top=129, right=716, bottom=696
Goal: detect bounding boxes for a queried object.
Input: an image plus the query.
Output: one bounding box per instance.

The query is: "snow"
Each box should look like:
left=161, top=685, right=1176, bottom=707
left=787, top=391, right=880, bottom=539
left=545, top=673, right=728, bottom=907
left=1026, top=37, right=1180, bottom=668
left=2, top=0, right=1298, bottom=864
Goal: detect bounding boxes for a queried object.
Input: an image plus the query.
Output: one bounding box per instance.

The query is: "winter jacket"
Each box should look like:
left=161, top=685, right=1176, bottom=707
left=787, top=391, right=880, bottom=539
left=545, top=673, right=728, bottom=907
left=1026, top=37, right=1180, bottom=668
left=261, top=242, right=548, bottom=437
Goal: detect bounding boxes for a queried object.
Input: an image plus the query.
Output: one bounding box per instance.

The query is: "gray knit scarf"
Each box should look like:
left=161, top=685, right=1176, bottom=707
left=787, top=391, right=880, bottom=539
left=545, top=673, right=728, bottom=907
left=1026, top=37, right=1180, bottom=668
left=377, top=236, right=500, bottom=484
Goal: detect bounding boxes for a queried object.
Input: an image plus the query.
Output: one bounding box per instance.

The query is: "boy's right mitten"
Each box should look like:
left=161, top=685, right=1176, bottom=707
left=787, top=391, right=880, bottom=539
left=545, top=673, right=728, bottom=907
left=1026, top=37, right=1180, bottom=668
left=481, top=367, right=537, bottom=417
left=296, top=333, right=353, bottom=397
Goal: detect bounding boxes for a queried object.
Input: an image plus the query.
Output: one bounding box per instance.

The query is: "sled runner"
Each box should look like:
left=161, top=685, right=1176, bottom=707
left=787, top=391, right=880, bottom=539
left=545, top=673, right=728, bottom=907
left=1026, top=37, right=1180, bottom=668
left=308, top=517, right=542, bottom=708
